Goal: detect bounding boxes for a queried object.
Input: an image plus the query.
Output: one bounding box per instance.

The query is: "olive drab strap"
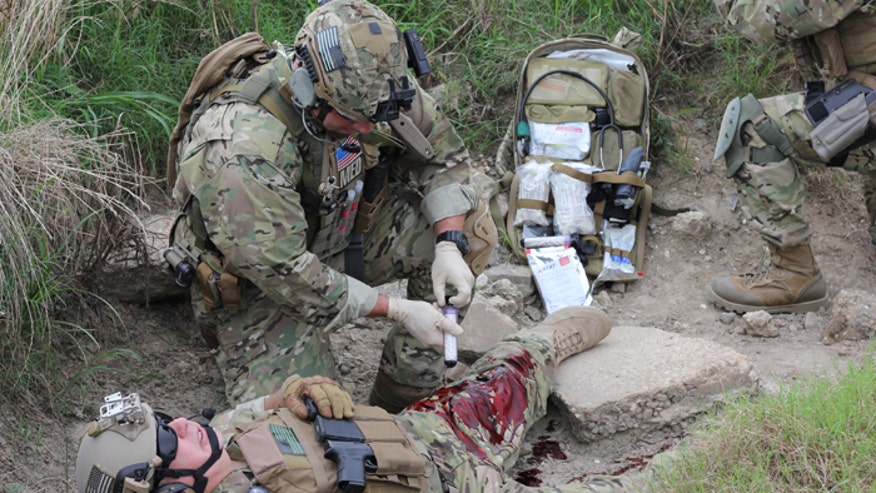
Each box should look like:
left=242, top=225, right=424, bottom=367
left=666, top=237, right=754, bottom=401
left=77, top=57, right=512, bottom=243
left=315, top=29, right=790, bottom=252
left=545, top=162, right=644, bottom=237
left=167, top=32, right=272, bottom=188
left=168, top=195, right=244, bottom=314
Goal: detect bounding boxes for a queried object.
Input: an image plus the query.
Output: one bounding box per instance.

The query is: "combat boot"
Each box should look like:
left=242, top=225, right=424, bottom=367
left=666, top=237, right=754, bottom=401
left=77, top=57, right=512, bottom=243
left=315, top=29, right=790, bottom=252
left=709, top=242, right=829, bottom=314
left=368, top=369, right=435, bottom=414
left=519, top=306, right=611, bottom=363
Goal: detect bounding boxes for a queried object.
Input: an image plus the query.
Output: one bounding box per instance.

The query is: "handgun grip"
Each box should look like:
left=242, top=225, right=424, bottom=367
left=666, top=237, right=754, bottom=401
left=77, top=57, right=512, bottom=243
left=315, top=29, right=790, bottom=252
left=324, top=443, right=374, bottom=493
left=303, top=397, right=318, bottom=421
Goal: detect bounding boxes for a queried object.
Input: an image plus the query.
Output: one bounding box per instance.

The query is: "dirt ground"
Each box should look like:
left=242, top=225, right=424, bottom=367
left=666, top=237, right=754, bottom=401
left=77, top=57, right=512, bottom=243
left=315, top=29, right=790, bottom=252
left=2, top=115, right=875, bottom=491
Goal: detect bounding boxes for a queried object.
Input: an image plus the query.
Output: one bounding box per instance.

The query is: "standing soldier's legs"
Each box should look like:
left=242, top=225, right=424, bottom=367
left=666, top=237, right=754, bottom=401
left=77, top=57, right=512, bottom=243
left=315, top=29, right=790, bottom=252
left=710, top=93, right=828, bottom=313
left=193, top=283, right=337, bottom=407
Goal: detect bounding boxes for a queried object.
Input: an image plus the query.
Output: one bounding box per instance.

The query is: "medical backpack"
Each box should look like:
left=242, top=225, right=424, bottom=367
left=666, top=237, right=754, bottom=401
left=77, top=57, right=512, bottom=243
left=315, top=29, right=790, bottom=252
left=497, top=33, right=653, bottom=285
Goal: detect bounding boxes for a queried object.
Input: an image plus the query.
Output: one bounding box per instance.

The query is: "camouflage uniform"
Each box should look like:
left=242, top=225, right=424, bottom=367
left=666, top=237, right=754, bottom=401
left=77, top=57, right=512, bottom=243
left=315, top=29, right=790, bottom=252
left=209, top=333, right=654, bottom=492
left=171, top=13, right=479, bottom=405
left=706, top=1, right=876, bottom=312
left=714, top=0, right=876, bottom=247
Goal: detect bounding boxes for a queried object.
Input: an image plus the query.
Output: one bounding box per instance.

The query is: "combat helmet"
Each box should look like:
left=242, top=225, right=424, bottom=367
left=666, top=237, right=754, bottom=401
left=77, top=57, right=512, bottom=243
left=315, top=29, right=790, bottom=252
left=293, top=0, right=415, bottom=122
left=75, top=392, right=220, bottom=493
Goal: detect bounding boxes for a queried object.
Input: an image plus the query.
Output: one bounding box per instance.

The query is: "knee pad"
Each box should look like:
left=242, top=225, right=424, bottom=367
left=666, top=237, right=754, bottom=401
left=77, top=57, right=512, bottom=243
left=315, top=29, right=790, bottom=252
left=714, top=94, right=794, bottom=177
left=463, top=198, right=498, bottom=276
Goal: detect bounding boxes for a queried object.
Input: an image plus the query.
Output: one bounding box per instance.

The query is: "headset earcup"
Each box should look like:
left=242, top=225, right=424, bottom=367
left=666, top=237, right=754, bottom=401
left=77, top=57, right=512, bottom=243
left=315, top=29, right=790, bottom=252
left=289, top=68, right=318, bottom=109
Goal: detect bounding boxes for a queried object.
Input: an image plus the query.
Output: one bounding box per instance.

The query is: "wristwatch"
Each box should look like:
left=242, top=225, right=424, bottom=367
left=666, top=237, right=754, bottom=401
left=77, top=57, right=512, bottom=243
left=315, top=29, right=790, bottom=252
left=436, top=230, right=470, bottom=256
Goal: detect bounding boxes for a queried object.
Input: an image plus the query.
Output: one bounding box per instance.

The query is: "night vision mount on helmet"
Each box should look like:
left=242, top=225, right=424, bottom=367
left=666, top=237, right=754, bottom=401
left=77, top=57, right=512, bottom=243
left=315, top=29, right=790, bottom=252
left=75, top=392, right=221, bottom=493
left=291, top=0, right=416, bottom=123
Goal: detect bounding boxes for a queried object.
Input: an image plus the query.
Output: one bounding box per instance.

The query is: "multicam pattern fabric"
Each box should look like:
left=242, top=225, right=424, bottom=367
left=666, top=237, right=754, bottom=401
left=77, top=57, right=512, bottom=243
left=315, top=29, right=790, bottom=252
left=295, top=0, right=411, bottom=122
left=712, top=0, right=867, bottom=44
left=173, top=49, right=475, bottom=406
left=209, top=333, right=656, bottom=493
left=729, top=92, right=876, bottom=247
left=714, top=6, right=876, bottom=247
left=398, top=333, right=654, bottom=492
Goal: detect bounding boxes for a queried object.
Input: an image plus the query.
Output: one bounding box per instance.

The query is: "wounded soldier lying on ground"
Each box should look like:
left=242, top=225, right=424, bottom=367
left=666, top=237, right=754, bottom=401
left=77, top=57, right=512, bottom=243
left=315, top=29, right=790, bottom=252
left=75, top=306, right=665, bottom=493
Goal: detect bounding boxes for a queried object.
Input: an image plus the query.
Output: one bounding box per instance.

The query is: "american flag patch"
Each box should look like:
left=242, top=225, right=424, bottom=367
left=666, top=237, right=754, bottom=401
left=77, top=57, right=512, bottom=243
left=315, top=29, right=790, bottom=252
left=316, top=26, right=346, bottom=72
left=336, top=137, right=361, bottom=171
left=85, top=466, right=114, bottom=493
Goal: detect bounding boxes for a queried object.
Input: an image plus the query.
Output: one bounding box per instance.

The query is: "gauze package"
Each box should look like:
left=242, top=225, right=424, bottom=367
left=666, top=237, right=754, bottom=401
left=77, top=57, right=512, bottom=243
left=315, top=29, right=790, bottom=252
left=550, top=162, right=599, bottom=236
left=525, top=243, right=592, bottom=313
left=597, top=223, right=638, bottom=282
left=513, top=160, right=552, bottom=227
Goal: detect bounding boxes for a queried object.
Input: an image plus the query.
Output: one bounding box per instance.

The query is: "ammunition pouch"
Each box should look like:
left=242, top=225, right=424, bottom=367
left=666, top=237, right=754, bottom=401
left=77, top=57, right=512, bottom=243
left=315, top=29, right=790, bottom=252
left=168, top=194, right=245, bottom=314
left=353, top=178, right=388, bottom=235
left=344, top=155, right=389, bottom=280
left=794, top=27, right=848, bottom=78
left=234, top=407, right=428, bottom=493
left=792, top=11, right=876, bottom=78
left=195, top=262, right=243, bottom=314
left=839, top=10, right=876, bottom=74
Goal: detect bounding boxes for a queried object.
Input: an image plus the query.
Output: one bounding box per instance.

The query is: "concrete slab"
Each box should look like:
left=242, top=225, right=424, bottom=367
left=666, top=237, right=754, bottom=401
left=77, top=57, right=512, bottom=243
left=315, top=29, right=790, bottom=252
left=552, top=324, right=760, bottom=443
left=459, top=297, right=519, bottom=362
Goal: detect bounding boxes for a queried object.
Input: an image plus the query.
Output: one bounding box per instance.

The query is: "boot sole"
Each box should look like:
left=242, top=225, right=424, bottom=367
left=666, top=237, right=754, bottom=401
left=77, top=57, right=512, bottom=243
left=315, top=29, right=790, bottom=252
left=707, top=287, right=830, bottom=314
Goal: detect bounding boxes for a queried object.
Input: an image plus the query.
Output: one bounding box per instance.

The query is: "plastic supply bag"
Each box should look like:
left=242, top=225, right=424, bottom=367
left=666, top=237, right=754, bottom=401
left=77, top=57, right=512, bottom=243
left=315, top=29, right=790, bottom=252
left=597, top=223, right=638, bottom=282
left=513, top=160, right=553, bottom=227
left=529, top=121, right=591, bottom=160
left=550, top=163, right=599, bottom=236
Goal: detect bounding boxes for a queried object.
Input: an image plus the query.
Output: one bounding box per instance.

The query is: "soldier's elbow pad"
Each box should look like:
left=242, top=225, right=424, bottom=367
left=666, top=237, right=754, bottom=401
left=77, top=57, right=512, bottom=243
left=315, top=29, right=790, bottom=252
left=463, top=198, right=498, bottom=276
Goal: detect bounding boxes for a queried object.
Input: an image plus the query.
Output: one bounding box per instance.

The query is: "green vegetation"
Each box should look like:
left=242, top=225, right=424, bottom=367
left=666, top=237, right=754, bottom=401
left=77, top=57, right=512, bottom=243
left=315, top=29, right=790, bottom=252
left=1, top=0, right=148, bottom=412
left=653, top=356, right=876, bottom=492
left=5, top=0, right=859, bottom=489
left=11, top=0, right=790, bottom=166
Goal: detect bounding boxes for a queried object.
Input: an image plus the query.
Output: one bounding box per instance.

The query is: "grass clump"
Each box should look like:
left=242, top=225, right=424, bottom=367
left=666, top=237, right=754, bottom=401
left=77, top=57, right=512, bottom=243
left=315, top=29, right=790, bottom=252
left=654, top=357, right=876, bottom=492
left=1, top=0, right=148, bottom=411
left=0, top=118, right=148, bottom=410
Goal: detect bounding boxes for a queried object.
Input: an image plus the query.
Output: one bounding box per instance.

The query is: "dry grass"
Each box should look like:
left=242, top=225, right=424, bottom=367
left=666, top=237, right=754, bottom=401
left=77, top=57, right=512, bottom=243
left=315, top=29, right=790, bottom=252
left=0, top=0, right=150, bottom=404
left=0, top=0, right=71, bottom=115
left=0, top=118, right=149, bottom=397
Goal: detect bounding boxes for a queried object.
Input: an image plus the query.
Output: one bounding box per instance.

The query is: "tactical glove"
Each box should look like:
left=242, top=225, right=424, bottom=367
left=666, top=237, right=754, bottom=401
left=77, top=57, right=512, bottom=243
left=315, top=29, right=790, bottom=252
left=387, top=297, right=464, bottom=347
left=431, top=241, right=475, bottom=307
left=282, top=375, right=354, bottom=419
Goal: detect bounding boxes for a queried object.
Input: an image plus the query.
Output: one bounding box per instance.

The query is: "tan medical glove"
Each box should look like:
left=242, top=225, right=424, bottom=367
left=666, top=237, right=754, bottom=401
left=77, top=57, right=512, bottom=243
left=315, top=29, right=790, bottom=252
left=431, top=241, right=475, bottom=307
left=281, top=375, right=354, bottom=419
left=386, top=297, right=464, bottom=347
